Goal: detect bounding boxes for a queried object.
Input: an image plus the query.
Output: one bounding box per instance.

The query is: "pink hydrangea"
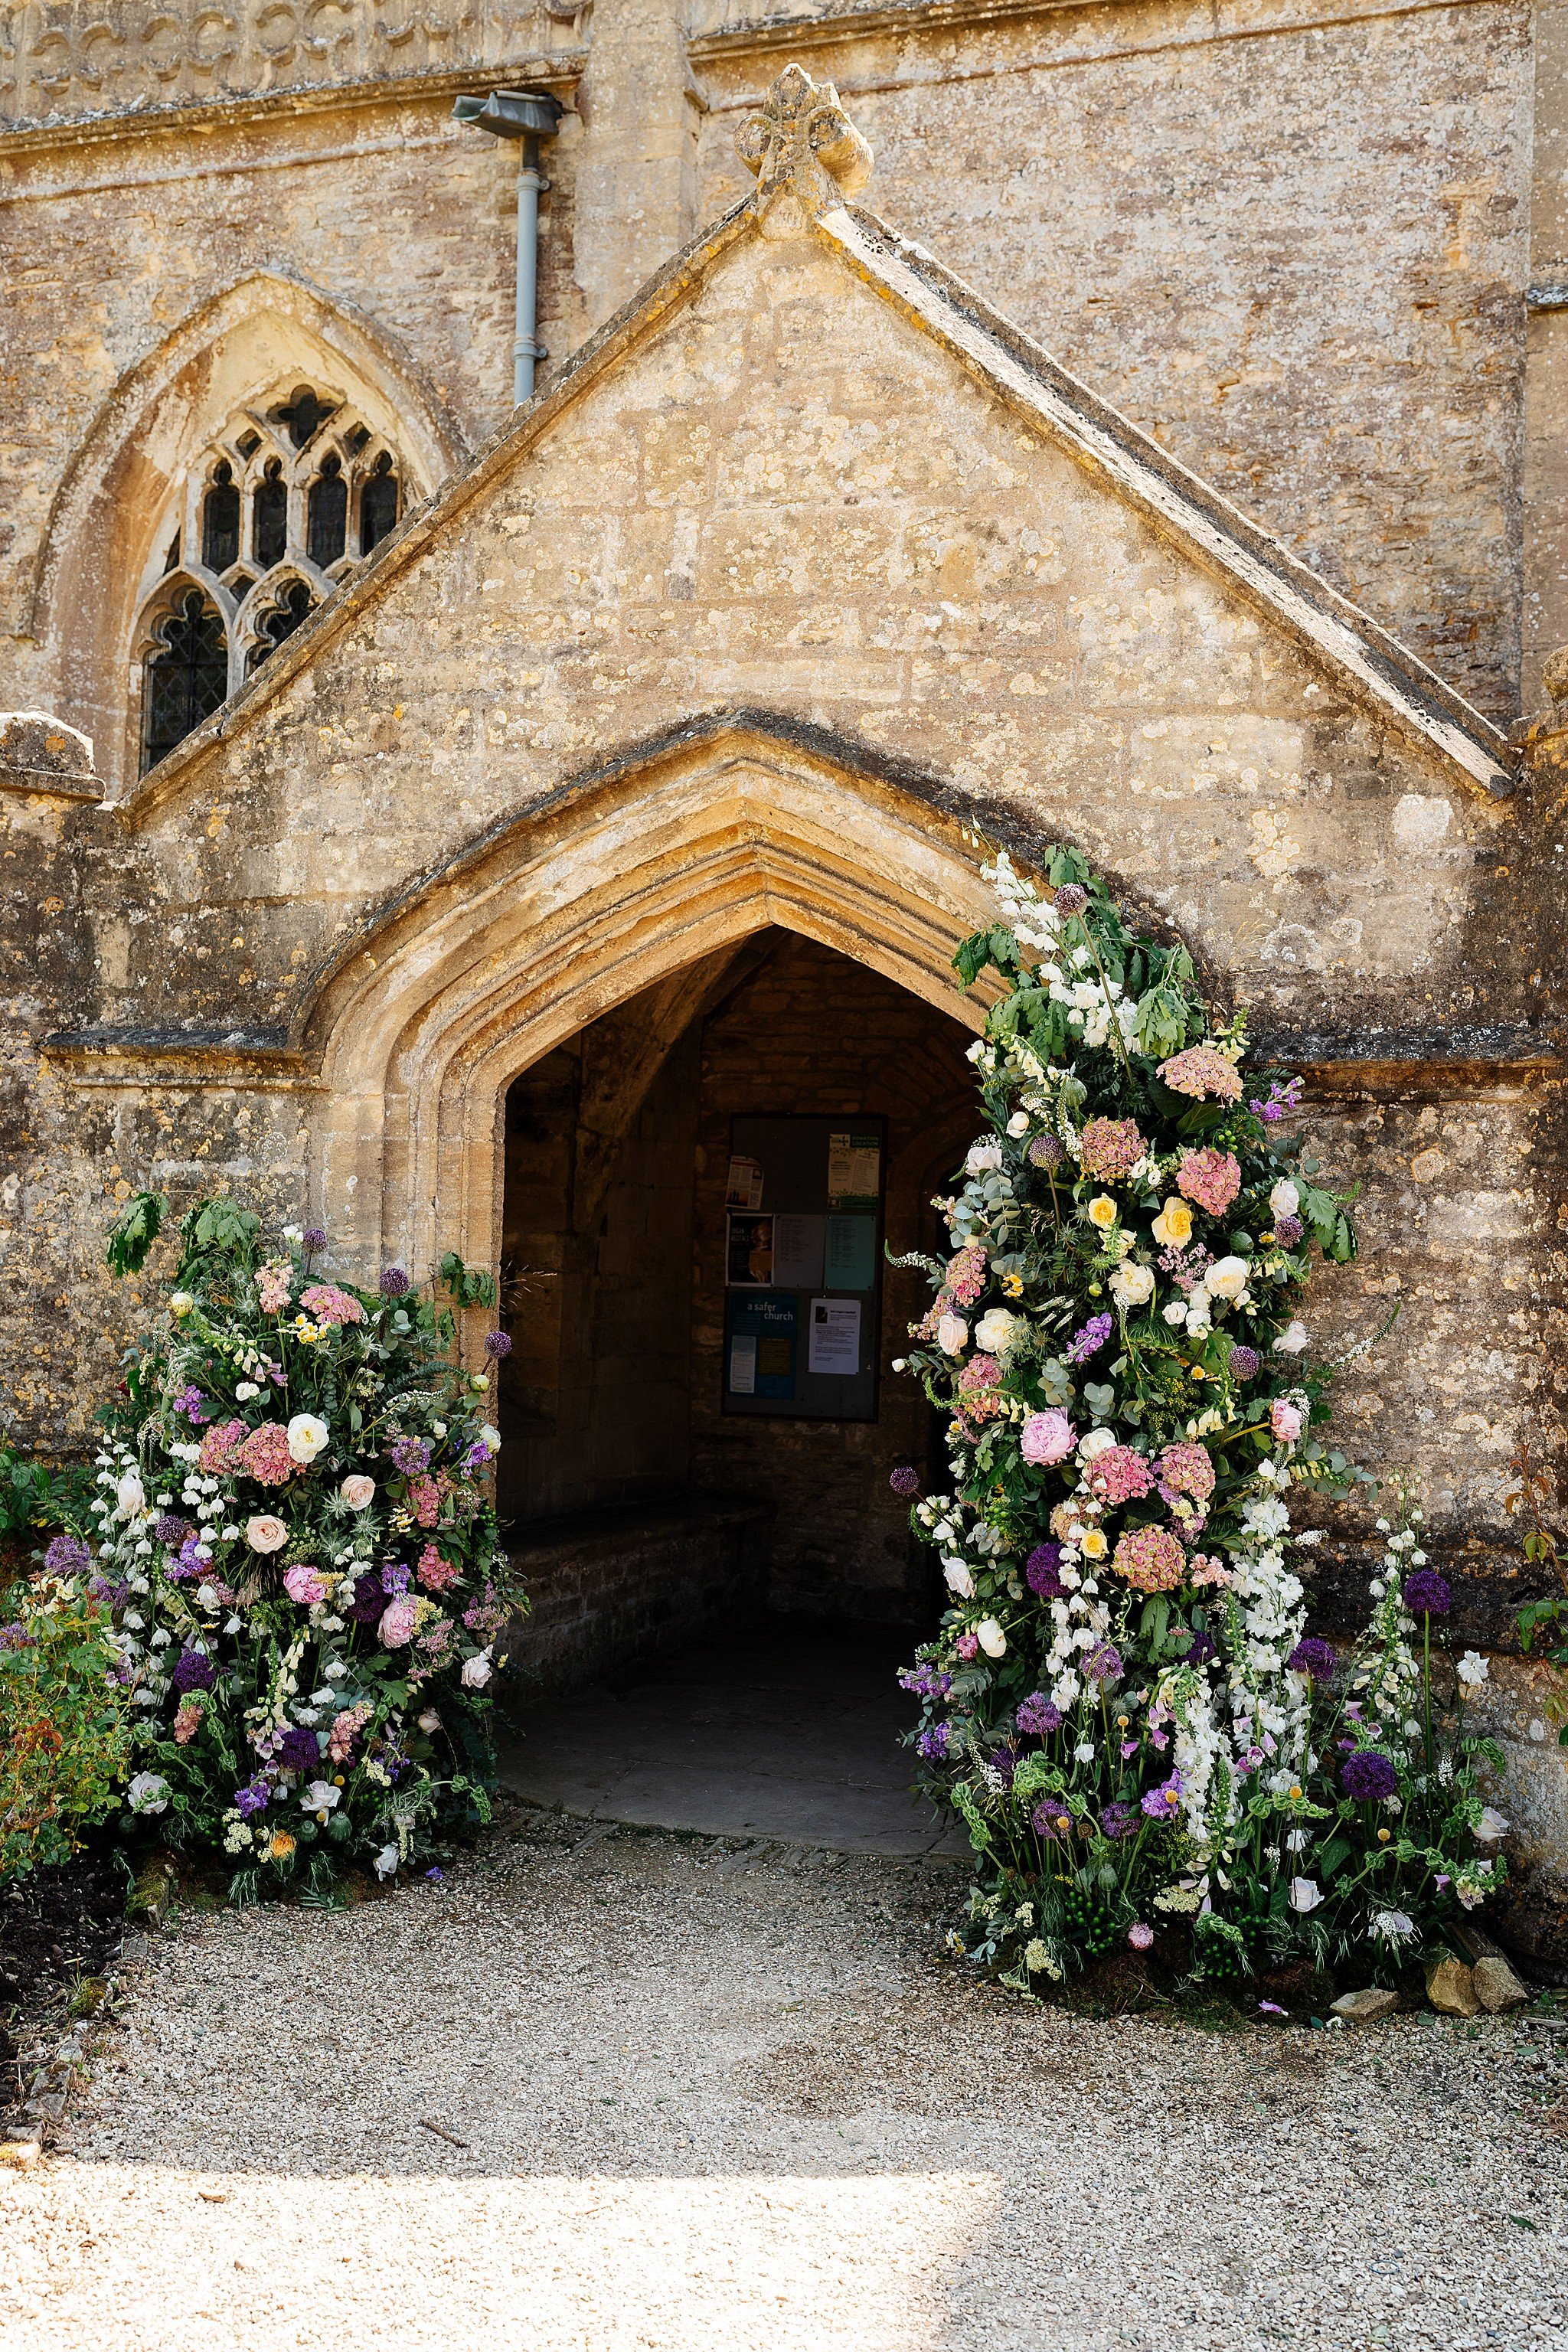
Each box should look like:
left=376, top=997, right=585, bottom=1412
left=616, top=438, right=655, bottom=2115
left=1158, top=1046, right=1243, bottom=1102
left=1112, top=1524, right=1186, bottom=1592
left=1176, top=1148, right=1242, bottom=1217
left=300, top=1283, right=365, bottom=1328
left=943, top=1245, right=988, bottom=1308
left=1086, top=1445, right=1154, bottom=1506
left=378, top=1597, right=419, bottom=1647
left=415, top=1542, right=461, bottom=1593
left=283, top=1563, right=330, bottom=1606
left=407, top=1474, right=443, bottom=1528
left=198, top=1418, right=247, bottom=1474
left=1158, top=1441, right=1216, bottom=1504
left=237, top=1422, right=295, bottom=1486
left=1021, top=1409, right=1076, bottom=1465
left=1187, top=1554, right=1232, bottom=1586
left=953, top=1355, right=1006, bottom=1429
left=253, top=1259, right=292, bottom=1313
left=1078, top=1117, right=1146, bottom=1181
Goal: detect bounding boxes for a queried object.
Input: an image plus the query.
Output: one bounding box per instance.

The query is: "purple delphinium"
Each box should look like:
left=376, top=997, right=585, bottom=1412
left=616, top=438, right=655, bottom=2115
left=1025, top=1542, right=1064, bottom=1599
left=916, top=1723, right=950, bottom=1762
left=485, top=1329, right=512, bottom=1360
left=275, top=1725, right=322, bottom=1775
left=1341, top=1749, right=1398, bottom=1802
left=1084, top=1642, right=1124, bottom=1684
left=0, top=1621, right=35, bottom=1650
left=1272, top=1214, right=1305, bottom=1247
left=1227, top=1344, right=1261, bottom=1382
left=1286, top=1636, right=1337, bottom=1681
left=988, top=1744, right=1021, bottom=1789
left=1403, top=1570, right=1452, bottom=1617
left=171, top=1384, right=211, bottom=1425
left=44, top=1534, right=91, bottom=1576
left=1053, top=883, right=1088, bottom=918
left=1141, top=1770, right=1185, bottom=1820
left=390, top=1436, right=431, bottom=1477
left=1016, top=1690, right=1063, bottom=1737
left=1066, top=1312, right=1113, bottom=1364
left=348, top=1571, right=386, bottom=1624
left=378, top=1267, right=410, bottom=1297
left=381, top=1560, right=412, bottom=1597
left=462, top=1439, right=491, bottom=1473
left=169, top=1532, right=204, bottom=1583
left=1249, top=1076, right=1302, bottom=1124
left=171, top=1649, right=217, bottom=1693
left=87, top=1574, right=129, bottom=1609
left=899, top=1661, right=952, bottom=1700
left=234, top=1779, right=271, bottom=1819
left=888, top=1463, right=921, bottom=1498
left=1099, top=1802, right=1138, bottom=1841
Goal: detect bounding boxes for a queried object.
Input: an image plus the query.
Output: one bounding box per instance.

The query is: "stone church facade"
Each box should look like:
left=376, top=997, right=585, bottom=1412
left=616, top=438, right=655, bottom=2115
left=1, top=1, right=1566, bottom=1934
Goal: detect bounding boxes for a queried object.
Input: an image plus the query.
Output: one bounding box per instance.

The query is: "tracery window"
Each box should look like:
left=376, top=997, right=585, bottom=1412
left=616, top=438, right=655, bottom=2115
left=132, top=381, right=407, bottom=775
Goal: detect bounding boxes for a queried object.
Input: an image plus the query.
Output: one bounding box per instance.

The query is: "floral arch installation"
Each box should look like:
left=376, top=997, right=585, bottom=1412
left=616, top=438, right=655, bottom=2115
left=132, top=383, right=407, bottom=773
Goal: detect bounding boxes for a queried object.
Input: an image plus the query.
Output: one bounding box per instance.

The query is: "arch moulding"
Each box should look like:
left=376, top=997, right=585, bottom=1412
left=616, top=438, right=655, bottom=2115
left=303, top=722, right=999, bottom=1296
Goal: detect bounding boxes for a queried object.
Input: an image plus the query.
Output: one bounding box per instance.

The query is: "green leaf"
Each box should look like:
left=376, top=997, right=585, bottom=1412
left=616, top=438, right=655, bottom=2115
left=106, top=1191, right=168, bottom=1278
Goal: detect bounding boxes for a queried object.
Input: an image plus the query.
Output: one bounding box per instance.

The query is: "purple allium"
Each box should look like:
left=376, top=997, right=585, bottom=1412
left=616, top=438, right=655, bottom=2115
left=484, top=1329, right=512, bottom=1360
left=1025, top=1541, right=1065, bottom=1599
left=1066, top=1312, right=1114, bottom=1365
left=44, top=1533, right=91, bottom=1576
left=153, top=1514, right=189, bottom=1547
left=275, top=1725, right=322, bottom=1775
left=381, top=1559, right=412, bottom=1597
left=390, top=1435, right=431, bottom=1477
left=888, top=1463, right=921, bottom=1498
left=916, top=1723, right=950, bottom=1762
left=1031, top=1798, right=1073, bottom=1841
left=234, top=1779, right=270, bottom=1819
left=1027, top=1134, right=1065, bottom=1171
left=1053, top=883, right=1088, bottom=918
left=1272, top=1214, right=1304, bottom=1246
left=378, top=1266, right=411, bottom=1297
left=1016, top=1690, right=1063, bottom=1737
left=1403, top=1570, right=1451, bottom=1617
left=348, top=1571, right=386, bottom=1624
left=302, top=1226, right=328, bottom=1252
left=1084, top=1641, right=1124, bottom=1684
left=1099, top=1802, right=1139, bottom=1841
left=1342, top=1749, right=1399, bottom=1802
left=1227, top=1344, right=1261, bottom=1382
left=1287, top=1636, right=1337, bottom=1680
left=171, top=1648, right=217, bottom=1693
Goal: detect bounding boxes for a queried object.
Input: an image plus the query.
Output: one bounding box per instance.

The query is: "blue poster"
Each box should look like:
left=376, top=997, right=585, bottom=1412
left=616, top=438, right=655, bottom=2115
left=726, top=1290, right=798, bottom=1400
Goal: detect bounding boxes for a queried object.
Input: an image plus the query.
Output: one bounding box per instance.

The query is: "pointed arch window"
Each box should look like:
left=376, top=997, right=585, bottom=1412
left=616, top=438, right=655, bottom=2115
left=143, top=590, right=228, bottom=768
left=307, top=453, right=348, bottom=567
left=253, top=459, right=288, bottom=570
left=360, top=452, right=399, bottom=554
left=201, top=462, right=240, bottom=573
left=247, top=579, right=315, bottom=675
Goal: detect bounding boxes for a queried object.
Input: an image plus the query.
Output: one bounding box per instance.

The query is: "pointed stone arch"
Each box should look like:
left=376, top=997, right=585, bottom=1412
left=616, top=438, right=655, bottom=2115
left=302, top=717, right=999, bottom=1297
left=26, top=269, right=467, bottom=796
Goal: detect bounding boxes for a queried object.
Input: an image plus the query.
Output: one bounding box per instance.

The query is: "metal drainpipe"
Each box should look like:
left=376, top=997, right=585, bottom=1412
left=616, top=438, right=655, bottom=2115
left=453, top=90, right=563, bottom=407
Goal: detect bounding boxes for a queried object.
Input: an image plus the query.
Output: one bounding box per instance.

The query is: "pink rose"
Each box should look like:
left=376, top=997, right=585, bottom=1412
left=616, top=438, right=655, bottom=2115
left=1021, top=1409, right=1076, bottom=1465
left=341, top=1475, right=376, bottom=1512
left=284, top=1564, right=329, bottom=1606
left=246, top=1514, right=289, bottom=1553
left=378, top=1598, right=418, bottom=1648
left=1270, top=1400, right=1304, bottom=1443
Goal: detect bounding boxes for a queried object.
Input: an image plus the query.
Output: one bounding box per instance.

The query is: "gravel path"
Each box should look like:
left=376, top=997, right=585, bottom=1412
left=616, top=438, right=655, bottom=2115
left=2, top=1811, right=1566, bottom=2352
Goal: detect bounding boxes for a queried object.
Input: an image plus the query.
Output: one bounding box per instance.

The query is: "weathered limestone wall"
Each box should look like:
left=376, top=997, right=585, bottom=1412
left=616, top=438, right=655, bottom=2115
left=694, top=0, right=1532, bottom=720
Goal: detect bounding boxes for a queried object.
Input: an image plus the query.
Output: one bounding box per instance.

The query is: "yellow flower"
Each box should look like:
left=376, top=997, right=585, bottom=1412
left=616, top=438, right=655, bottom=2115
left=267, top=1830, right=297, bottom=1863
left=1080, top=1528, right=1109, bottom=1560
left=1152, top=1197, right=1194, bottom=1249
left=1086, top=1194, right=1119, bottom=1231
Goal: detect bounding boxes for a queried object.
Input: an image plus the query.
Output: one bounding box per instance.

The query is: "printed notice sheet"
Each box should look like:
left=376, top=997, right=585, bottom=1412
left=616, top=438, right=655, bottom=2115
left=808, top=1295, right=861, bottom=1376
left=773, top=1212, right=826, bottom=1290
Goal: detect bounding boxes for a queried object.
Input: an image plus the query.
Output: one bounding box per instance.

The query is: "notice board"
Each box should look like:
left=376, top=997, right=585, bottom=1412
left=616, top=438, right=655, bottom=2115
left=721, top=1113, right=886, bottom=1422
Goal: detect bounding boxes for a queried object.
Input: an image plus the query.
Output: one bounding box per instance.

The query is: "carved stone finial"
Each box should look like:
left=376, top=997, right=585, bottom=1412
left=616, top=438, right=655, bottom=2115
left=735, top=63, right=873, bottom=239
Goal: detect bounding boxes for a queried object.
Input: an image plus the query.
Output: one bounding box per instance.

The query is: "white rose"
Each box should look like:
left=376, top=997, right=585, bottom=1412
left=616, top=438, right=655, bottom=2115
left=1184, top=1294, right=1212, bottom=1334
left=1109, top=1262, right=1154, bottom=1310
left=936, top=1314, right=969, bottom=1357
left=127, top=1771, right=169, bottom=1815
left=1272, top=1319, right=1309, bottom=1355
left=974, top=1308, right=1020, bottom=1355
left=462, top=1651, right=494, bottom=1688
left=942, top=1561, right=975, bottom=1599
left=1269, top=1180, right=1300, bottom=1220
left=479, top=1423, right=502, bottom=1456
left=1288, top=1877, right=1322, bottom=1913
left=417, top=1709, right=443, bottom=1733
left=975, top=1616, right=1007, bottom=1658
left=1162, top=1299, right=1188, bottom=1326
left=1206, top=1255, right=1250, bottom=1302
left=1078, top=1426, right=1117, bottom=1462
left=965, top=1140, right=1003, bottom=1174
left=302, top=1779, right=340, bottom=1813
left=1456, top=1650, right=1489, bottom=1688
left=1005, top=1112, right=1031, bottom=1138
left=286, top=1413, right=330, bottom=1465
left=116, top=1468, right=146, bottom=1516
left=235, top=1380, right=260, bottom=1401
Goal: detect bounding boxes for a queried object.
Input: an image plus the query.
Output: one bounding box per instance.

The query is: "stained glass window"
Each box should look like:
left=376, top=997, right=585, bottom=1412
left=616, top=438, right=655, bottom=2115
left=142, top=590, right=227, bottom=772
